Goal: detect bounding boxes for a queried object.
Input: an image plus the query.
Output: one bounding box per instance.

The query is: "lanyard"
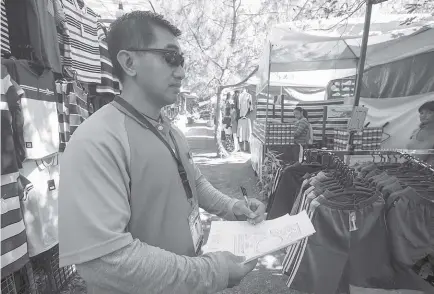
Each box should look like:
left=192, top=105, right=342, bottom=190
left=113, top=96, right=193, bottom=200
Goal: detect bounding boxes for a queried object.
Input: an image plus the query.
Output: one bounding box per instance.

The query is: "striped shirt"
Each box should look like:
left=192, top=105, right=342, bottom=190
left=56, top=81, right=71, bottom=152
left=56, top=80, right=89, bottom=151
left=59, top=0, right=101, bottom=83
left=1, top=0, right=10, bottom=56
left=293, top=118, right=310, bottom=145
left=1, top=65, right=29, bottom=278
left=68, top=82, right=89, bottom=134
left=89, top=22, right=120, bottom=95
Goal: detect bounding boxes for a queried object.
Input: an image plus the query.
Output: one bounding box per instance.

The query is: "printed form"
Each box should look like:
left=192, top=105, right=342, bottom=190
left=202, top=211, right=315, bottom=263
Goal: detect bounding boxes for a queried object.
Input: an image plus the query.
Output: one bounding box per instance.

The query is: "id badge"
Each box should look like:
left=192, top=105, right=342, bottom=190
left=188, top=204, right=204, bottom=255
left=47, top=179, right=56, bottom=191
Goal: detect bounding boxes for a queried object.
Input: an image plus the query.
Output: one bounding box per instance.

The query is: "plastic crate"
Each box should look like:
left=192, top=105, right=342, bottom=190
left=1, top=262, right=40, bottom=294
left=31, top=245, right=76, bottom=293
left=1, top=275, right=16, bottom=294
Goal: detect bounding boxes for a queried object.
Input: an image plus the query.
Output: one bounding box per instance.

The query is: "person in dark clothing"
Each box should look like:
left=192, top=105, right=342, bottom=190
left=407, top=101, right=434, bottom=164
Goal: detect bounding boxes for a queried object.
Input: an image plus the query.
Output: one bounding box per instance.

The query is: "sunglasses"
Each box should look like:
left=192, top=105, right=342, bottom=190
left=127, top=48, right=185, bottom=67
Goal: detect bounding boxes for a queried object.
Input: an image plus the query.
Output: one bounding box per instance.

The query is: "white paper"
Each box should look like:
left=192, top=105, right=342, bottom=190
left=202, top=211, right=316, bottom=263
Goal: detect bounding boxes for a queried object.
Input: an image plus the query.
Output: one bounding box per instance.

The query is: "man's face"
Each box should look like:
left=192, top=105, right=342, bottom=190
left=294, top=110, right=302, bottom=120
left=419, top=109, right=434, bottom=124
left=135, top=25, right=185, bottom=107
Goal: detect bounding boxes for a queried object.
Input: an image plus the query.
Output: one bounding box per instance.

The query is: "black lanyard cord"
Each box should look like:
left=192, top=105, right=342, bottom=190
left=113, top=96, right=193, bottom=200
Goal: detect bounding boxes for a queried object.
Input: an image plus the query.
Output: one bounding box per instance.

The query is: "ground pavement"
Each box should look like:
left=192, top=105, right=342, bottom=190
left=61, top=121, right=296, bottom=294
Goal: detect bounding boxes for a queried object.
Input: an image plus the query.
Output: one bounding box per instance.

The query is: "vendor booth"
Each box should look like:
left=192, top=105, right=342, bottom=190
left=251, top=13, right=434, bottom=178
left=256, top=11, right=434, bottom=294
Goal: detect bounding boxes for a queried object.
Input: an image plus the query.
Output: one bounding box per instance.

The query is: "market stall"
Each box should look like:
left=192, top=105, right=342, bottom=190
left=1, top=0, right=120, bottom=292
left=251, top=13, right=434, bottom=177
left=256, top=7, right=434, bottom=293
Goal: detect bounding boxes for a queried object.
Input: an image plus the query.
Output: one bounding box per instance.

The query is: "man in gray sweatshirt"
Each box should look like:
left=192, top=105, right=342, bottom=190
left=58, top=11, right=266, bottom=294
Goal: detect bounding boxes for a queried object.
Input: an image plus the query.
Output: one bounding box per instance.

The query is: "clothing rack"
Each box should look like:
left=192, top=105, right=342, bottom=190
left=303, top=148, right=434, bottom=173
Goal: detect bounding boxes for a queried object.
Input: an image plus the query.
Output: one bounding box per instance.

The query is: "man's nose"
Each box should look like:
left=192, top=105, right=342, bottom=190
left=174, top=65, right=185, bottom=80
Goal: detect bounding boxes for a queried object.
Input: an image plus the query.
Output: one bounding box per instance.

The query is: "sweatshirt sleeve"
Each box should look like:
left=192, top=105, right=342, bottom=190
left=76, top=239, right=229, bottom=294
left=196, top=173, right=239, bottom=221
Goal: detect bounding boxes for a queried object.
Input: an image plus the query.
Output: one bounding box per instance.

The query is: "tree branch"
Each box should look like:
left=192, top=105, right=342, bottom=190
left=180, top=6, right=225, bottom=71
left=219, top=65, right=258, bottom=90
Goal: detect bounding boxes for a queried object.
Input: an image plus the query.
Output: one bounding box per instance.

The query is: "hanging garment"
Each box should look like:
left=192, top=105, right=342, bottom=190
left=8, top=60, right=59, bottom=159
left=237, top=117, right=251, bottom=142
left=1, top=65, right=29, bottom=278
left=56, top=80, right=89, bottom=151
left=88, top=22, right=121, bottom=95
left=59, top=0, right=101, bottom=83
left=266, top=163, right=322, bottom=219
left=238, top=91, right=252, bottom=117
left=1, top=0, right=11, bottom=57
left=282, top=173, right=396, bottom=294
left=56, top=81, right=70, bottom=152
left=20, top=154, right=59, bottom=257
left=387, top=187, right=434, bottom=270
left=68, top=81, right=89, bottom=134
left=5, top=0, right=62, bottom=73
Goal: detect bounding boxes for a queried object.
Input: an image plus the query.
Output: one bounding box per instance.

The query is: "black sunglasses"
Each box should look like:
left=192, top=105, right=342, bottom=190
left=127, top=48, right=185, bottom=67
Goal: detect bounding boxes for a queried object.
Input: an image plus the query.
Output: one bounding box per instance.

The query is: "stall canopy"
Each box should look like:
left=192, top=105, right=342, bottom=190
left=258, top=13, right=434, bottom=93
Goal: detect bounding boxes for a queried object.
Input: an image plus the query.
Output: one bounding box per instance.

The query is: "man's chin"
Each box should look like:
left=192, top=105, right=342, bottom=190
left=164, top=95, right=178, bottom=105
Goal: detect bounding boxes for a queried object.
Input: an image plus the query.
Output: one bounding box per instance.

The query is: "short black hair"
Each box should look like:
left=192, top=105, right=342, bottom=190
left=294, top=107, right=308, bottom=119
left=419, top=101, right=434, bottom=113
left=107, top=11, right=182, bottom=81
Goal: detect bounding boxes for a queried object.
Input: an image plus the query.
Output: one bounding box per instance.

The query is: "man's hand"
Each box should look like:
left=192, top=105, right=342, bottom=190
left=216, top=252, right=258, bottom=288
left=232, top=198, right=266, bottom=224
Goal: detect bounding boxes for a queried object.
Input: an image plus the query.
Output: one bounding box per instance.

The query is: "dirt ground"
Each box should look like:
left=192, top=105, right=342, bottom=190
left=60, top=121, right=296, bottom=294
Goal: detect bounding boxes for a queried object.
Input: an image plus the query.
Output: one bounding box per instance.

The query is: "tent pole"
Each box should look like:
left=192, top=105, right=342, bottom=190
left=265, top=42, right=272, bottom=148
left=353, top=0, right=373, bottom=107
left=348, top=0, right=373, bottom=157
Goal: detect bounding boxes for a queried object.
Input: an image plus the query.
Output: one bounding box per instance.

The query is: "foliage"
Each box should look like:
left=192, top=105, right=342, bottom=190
left=257, top=150, right=283, bottom=200
left=98, top=0, right=434, bottom=155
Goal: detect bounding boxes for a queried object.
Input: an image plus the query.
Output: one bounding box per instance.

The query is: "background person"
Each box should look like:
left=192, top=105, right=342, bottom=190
left=58, top=11, right=266, bottom=294
left=406, top=101, right=434, bottom=165
left=293, top=106, right=312, bottom=146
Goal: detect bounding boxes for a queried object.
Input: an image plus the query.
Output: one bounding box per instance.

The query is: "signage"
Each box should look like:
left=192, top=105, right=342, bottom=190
left=347, top=106, right=369, bottom=131
left=326, top=105, right=353, bottom=119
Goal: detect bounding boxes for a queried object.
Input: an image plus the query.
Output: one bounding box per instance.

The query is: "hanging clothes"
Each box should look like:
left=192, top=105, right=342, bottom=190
left=88, top=22, right=121, bottom=96
left=5, top=0, right=62, bottom=73
left=3, top=59, right=59, bottom=160
left=1, top=0, right=11, bottom=57
left=59, top=0, right=101, bottom=83
left=237, top=117, right=251, bottom=142
left=1, top=64, right=29, bottom=278
left=56, top=80, right=89, bottom=151
left=56, top=81, right=70, bottom=152
left=238, top=90, right=252, bottom=117
left=19, top=154, right=59, bottom=257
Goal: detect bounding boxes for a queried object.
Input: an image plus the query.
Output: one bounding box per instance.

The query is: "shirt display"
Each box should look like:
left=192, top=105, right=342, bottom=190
left=88, top=22, right=120, bottom=95
left=5, top=0, right=62, bottom=73
left=1, top=64, right=29, bottom=278
left=60, top=0, right=101, bottom=83
left=13, top=60, right=59, bottom=159
left=20, top=154, right=59, bottom=257
left=1, top=0, right=11, bottom=56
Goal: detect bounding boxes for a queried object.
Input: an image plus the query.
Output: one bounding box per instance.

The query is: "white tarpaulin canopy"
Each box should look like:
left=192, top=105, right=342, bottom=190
left=258, top=13, right=434, bottom=93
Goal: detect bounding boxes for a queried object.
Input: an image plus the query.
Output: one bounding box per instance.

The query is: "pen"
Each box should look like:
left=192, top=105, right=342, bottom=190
left=240, top=186, right=249, bottom=207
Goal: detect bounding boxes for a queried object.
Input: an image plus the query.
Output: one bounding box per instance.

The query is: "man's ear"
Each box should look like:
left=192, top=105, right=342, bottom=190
left=117, top=50, right=136, bottom=78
